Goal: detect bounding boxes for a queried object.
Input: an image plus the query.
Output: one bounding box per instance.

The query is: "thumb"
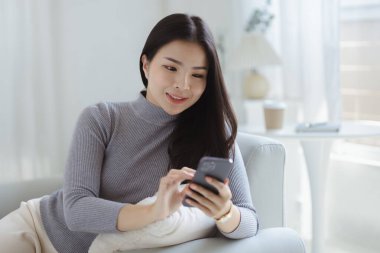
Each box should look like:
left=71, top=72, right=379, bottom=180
left=179, top=184, right=190, bottom=199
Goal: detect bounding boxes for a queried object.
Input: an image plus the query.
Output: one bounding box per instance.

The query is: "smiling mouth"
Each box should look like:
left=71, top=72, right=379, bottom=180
left=166, top=93, right=188, bottom=104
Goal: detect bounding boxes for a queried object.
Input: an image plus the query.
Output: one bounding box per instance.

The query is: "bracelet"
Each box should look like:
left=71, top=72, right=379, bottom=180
left=214, top=202, right=233, bottom=224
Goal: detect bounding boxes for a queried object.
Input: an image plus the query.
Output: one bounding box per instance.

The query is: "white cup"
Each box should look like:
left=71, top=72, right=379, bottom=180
left=263, top=101, right=287, bottom=130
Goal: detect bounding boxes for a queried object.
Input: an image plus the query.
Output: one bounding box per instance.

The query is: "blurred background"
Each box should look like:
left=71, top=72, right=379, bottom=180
left=1, top=0, right=380, bottom=252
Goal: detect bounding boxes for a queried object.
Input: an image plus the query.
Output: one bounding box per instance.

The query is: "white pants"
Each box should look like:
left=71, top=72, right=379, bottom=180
left=0, top=197, right=58, bottom=253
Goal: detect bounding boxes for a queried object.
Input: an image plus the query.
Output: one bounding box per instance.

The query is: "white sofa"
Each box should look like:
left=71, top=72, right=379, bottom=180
left=0, top=132, right=305, bottom=253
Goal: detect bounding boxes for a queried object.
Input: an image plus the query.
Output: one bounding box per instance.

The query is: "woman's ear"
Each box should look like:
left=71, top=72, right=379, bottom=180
left=141, top=55, right=149, bottom=79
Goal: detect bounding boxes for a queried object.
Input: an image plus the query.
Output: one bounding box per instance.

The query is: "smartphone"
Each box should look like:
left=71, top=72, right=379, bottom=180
left=183, top=156, right=233, bottom=207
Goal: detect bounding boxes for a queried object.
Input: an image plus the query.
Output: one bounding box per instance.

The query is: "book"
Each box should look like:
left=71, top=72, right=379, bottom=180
left=295, top=122, right=340, bottom=133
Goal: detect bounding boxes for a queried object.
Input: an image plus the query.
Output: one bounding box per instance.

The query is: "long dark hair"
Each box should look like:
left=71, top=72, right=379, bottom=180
left=139, top=13, right=237, bottom=170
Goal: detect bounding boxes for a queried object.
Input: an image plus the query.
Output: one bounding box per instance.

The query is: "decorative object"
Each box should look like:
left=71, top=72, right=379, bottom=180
left=245, top=0, right=274, bottom=34
left=230, top=33, right=281, bottom=99
left=230, top=0, right=280, bottom=99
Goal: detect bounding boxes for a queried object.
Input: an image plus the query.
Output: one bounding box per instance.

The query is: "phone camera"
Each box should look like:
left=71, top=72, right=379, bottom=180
left=201, top=161, right=216, bottom=172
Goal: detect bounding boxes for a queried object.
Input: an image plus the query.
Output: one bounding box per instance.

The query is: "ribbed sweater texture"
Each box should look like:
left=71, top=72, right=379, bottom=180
left=40, top=92, right=258, bottom=253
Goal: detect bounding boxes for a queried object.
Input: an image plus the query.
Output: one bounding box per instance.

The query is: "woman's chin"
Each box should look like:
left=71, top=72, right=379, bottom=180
left=163, top=107, right=184, bottom=116
left=162, top=103, right=191, bottom=115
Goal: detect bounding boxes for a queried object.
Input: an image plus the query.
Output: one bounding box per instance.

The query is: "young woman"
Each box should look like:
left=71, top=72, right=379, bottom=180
left=0, top=13, right=258, bottom=253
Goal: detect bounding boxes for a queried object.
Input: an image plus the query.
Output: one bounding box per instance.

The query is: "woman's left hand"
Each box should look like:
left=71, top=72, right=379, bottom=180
left=184, top=176, right=233, bottom=220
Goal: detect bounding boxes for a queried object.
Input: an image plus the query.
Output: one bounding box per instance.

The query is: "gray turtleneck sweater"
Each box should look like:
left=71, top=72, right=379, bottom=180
left=40, top=92, right=258, bottom=253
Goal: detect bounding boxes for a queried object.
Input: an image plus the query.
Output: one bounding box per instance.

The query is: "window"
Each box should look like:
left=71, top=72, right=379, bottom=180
left=340, top=0, right=380, bottom=146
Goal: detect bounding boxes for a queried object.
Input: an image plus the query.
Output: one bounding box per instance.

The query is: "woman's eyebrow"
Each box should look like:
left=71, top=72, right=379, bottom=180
left=164, top=57, right=208, bottom=70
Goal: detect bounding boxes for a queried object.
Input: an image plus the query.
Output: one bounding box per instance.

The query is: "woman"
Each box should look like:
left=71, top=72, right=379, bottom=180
left=0, top=13, right=258, bottom=253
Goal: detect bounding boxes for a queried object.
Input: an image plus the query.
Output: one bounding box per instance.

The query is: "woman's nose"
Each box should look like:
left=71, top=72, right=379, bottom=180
left=175, top=75, right=190, bottom=90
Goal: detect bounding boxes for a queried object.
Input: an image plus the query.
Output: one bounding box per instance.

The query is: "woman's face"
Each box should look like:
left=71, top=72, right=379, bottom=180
left=142, top=40, right=208, bottom=115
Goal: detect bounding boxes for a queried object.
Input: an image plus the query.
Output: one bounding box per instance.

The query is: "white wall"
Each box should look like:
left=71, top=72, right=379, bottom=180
left=54, top=0, right=164, bottom=152
left=58, top=0, right=161, bottom=105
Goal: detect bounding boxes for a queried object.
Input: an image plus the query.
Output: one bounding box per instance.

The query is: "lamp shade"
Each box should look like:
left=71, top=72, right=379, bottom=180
left=230, top=33, right=281, bottom=70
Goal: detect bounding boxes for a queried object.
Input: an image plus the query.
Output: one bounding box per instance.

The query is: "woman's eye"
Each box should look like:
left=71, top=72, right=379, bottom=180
left=192, top=74, right=204, bottom=79
left=164, top=65, right=176, bottom=71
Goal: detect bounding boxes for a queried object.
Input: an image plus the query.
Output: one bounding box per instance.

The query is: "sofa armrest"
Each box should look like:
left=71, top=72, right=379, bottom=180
left=0, top=177, right=63, bottom=218
left=237, top=132, right=286, bottom=228
left=124, top=228, right=305, bottom=253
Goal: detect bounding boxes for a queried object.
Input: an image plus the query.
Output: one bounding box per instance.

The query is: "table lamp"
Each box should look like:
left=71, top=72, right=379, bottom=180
left=230, top=33, right=281, bottom=99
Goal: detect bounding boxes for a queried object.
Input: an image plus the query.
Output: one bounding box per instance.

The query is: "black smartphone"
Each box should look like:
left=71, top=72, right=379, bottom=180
left=183, top=156, right=233, bottom=207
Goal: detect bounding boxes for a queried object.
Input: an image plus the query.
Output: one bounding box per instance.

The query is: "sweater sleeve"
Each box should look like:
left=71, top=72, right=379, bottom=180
left=218, top=142, right=259, bottom=239
left=63, top=103, right=125, bottom=233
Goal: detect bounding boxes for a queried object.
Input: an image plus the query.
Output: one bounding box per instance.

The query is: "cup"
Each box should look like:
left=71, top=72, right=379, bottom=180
left=263, top=101, right=286, bottom=130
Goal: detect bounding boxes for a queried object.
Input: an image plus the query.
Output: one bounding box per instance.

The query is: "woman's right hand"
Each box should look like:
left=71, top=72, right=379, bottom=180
left=151, top=167, right=195, bottom=221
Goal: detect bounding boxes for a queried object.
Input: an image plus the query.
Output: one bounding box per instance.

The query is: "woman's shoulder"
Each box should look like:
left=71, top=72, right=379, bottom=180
left=75, top=101, right=134, bottom=138
left=81, top=101, right=132, bottom=122
left=74, top=101, right=134, bottom=144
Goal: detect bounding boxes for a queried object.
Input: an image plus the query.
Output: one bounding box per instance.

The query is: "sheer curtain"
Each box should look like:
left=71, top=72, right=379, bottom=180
left=0, top=0, right=165, bottom=182
left=0, top=0, right=65, bottom=181
left=276, top=0, right=341, bottom=241
left=279, top=0, right=341, bottom=123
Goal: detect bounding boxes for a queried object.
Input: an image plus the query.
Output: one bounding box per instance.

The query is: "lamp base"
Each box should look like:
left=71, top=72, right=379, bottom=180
left=243, top=71, right=269, bottom=99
